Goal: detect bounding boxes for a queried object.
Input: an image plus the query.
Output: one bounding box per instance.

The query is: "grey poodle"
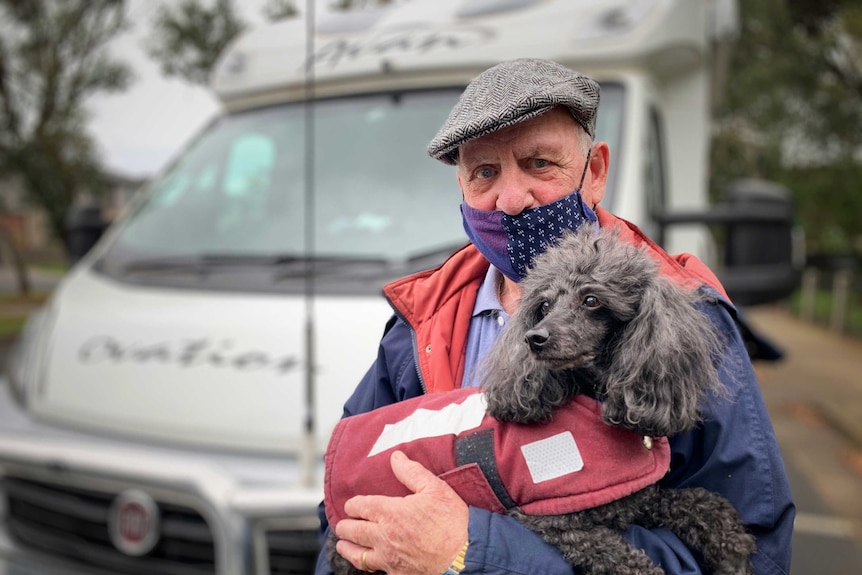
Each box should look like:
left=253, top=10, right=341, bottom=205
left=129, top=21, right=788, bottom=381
left=480, top=225, right=755, bottom=575
left=327, top=225, right=755, bottom=575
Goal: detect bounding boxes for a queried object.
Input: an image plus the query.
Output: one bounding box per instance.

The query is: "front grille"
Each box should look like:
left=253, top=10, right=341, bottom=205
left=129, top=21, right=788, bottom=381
left=267, top=528, right=320, bottom=575
left=2, top=476, right=215, bottom=575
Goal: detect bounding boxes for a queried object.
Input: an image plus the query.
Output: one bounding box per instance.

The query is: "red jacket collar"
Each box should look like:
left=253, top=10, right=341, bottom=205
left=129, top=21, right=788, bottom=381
left=383, top=242, right=488, bottom=394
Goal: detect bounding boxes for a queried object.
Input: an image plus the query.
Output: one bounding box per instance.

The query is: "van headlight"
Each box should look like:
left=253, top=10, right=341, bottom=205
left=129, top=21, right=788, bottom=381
left=5, top=305, right=53, bottom=407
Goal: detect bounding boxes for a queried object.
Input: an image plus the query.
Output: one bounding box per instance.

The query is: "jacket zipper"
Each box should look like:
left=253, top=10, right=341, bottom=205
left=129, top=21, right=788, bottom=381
left=386, top=296, right=428, bottom=395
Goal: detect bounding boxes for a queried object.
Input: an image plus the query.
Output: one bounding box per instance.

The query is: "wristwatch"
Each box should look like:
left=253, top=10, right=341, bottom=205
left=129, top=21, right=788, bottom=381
left=443, top=540, right=469, bottom=575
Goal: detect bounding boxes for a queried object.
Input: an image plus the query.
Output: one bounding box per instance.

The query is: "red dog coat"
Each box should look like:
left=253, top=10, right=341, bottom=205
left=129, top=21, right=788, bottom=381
left=324, top=387, right=670, bottom=527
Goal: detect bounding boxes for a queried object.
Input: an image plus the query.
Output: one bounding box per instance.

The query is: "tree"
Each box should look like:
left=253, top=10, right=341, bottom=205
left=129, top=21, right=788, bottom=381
left=145, top=0, right=312, bottom=88
left=0, top=0, right=132, bottom=284
left=329, top=0, right=395, bottom=9
left=146, top=0, right=249, bottom=87
left=711, top=0, right=862, bottom=254
left=264, top=0, right=300, bottom=21
left=145, top=0, right=396, bottom=87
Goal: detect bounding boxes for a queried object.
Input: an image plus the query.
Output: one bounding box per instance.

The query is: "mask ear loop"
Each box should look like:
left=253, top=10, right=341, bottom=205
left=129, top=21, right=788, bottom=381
left=577, top=147, right=595, bottom=210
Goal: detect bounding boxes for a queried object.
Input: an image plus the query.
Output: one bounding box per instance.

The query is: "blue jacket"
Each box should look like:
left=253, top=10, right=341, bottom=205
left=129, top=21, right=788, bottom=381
left=316, top=211, right=795, bottom=575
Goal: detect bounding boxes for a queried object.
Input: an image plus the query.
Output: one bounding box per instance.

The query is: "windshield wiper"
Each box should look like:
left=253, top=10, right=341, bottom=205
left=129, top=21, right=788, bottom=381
left=121, top=249, right=459, bottom=281
left=405, top=243, right=467, bottom=266
left=272, top=255, right=393, bottom=281
left=122, top=253, right=307, bottom=275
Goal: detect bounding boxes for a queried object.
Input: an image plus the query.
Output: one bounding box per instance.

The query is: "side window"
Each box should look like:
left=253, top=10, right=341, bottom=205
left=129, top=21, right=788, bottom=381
left=644, top=107, right=666, bottom=243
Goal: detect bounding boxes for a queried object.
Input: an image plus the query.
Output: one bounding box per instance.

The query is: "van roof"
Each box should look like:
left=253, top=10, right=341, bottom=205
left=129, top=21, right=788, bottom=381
left=212, top=0, right=729, bottom=111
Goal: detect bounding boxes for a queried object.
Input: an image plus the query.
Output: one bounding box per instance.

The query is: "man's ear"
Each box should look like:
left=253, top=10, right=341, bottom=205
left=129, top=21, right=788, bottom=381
left=584, top=141, right=610, bottom=206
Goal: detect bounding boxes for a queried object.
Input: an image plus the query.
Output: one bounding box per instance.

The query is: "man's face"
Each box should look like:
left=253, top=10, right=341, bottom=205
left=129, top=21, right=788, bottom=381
left=456, top=107, right=608, bottom=214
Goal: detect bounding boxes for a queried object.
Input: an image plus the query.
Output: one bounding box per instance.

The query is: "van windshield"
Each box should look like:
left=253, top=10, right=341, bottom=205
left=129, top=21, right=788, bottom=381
left=96, top=85, right=623, bottom=292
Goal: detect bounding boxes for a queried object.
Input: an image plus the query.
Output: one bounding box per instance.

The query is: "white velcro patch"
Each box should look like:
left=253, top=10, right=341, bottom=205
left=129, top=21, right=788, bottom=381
left=368, top=393, right=488, bottom=457
left=520, top=431, right=584, bottom=483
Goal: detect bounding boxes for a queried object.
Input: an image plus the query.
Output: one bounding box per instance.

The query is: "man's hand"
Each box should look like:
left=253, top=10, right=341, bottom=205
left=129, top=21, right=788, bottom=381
left=334, top=450, right=469, bottom=574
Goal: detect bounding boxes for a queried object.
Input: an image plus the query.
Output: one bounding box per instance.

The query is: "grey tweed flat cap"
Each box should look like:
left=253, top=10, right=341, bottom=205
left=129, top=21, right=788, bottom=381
left=428, top=58, right=600, bottom=165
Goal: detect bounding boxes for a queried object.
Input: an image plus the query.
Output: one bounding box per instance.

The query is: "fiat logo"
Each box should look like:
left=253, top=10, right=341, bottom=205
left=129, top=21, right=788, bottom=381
left=108, top=489, right=161, bottom=556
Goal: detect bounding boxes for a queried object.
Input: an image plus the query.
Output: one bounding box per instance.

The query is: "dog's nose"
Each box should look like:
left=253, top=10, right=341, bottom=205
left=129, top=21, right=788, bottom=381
left=525, top=328, right=550, bottom=352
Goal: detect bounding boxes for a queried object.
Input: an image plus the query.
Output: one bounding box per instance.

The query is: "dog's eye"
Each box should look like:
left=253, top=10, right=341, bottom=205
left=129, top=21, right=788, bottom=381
left=583, top=295, right=602, bottom=309
left=537, top=301, right=550, bottom=318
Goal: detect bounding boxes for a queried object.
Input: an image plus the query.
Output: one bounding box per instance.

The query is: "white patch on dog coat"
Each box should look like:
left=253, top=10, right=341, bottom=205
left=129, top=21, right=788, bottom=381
left=368, top=392, right=488, bottom=456
left=521, top=431, right=584, bottom=483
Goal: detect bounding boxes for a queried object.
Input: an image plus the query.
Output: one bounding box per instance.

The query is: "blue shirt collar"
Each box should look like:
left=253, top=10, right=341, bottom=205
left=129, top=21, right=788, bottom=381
left=474, top=265, right=504, bottom=316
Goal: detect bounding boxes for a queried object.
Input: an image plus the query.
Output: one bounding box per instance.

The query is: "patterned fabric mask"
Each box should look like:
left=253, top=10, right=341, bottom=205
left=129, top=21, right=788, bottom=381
left=461, top=190, right=598, bottom=282
left=460, top=149, right=597, bottom=282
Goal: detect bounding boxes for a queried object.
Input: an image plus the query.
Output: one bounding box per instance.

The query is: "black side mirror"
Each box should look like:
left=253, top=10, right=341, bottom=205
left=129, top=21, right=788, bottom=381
left=719, top=179, right=803, bottom=306
left=658, top=178, right=804, bottom=307
left=64, top=204, right=108, bottom=264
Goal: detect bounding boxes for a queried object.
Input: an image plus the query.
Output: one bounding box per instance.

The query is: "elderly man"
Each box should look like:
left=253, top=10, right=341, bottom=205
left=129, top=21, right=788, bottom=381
left=315, top=58, right=794, bottom=575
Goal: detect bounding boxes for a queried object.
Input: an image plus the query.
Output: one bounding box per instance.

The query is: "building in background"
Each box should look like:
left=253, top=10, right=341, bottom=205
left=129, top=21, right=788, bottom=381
left=0, top=173, right=146, bottom=263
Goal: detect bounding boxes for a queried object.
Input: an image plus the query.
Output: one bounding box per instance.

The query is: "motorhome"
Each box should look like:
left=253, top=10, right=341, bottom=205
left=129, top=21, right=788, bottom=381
left=0, top=1, right=795, bottom=573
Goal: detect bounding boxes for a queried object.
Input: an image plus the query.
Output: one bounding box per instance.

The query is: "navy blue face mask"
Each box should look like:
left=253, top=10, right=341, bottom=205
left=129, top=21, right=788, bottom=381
left=460, top=151, right=597, bottom=282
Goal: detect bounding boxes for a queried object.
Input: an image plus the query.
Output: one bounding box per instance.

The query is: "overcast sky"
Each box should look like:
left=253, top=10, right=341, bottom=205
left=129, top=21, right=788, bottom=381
left=85, top=0, right=269, bottom=180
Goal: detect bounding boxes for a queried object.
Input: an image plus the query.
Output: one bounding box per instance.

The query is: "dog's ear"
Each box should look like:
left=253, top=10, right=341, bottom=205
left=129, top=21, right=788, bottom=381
left=601, top=278, right=725, bottom=436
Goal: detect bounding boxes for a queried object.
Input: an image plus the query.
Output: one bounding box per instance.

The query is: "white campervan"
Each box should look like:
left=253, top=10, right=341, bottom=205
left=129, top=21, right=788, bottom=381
left=0, top=1, right=794, bottom=574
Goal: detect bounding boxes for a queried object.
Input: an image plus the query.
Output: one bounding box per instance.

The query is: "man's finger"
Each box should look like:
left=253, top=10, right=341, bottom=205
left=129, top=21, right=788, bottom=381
left=343, top=492, right=397, bottom=522
left=389, top=449, right=445, bottom=494
left=334, top=538, right=375, bottom=572
left=333, top=516, right=375, bottom=548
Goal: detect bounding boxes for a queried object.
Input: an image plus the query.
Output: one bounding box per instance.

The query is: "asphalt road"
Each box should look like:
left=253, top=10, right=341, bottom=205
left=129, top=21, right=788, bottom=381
left=748, top=306, right=862, bottom=575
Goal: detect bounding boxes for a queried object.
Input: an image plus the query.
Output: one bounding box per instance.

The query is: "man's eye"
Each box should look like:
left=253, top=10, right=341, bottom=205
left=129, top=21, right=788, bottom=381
left=583, top=296, right=601, bottom=309
left=532, top=158, right=550, bottom=169
left=476, top=166, right=495, bottom=180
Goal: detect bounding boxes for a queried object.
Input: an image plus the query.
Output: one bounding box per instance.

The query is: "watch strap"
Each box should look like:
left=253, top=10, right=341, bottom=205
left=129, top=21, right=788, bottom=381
left=443, top=540, right=469, bottom=575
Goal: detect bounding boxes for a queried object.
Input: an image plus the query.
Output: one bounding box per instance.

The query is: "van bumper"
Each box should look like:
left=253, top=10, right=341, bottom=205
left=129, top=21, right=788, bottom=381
left=0, top=383, right=323, bottom=575
left=0, top=538, right=116, bottom=575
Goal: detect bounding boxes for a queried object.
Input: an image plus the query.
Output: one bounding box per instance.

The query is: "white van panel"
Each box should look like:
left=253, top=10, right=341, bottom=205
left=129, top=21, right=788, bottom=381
left=29, top=268, right=393, bottom=454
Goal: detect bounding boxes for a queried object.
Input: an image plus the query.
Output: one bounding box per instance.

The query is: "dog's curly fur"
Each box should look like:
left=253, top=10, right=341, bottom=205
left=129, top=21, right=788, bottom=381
left=327, top=226, right=755, bottom=575
left=483, top=225, right=727, bottom=436
left=480, top=225, right=755, bottom=575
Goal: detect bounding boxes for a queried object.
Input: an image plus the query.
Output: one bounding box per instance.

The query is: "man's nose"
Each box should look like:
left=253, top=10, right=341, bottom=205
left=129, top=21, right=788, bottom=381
left=495, top=169, right=535, bottom=215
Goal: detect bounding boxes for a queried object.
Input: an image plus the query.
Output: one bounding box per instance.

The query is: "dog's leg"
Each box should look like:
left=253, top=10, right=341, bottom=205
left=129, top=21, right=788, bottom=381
left=643, top=488, right=756, bottom=575
left=510, top=510, right=665, bottom=575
